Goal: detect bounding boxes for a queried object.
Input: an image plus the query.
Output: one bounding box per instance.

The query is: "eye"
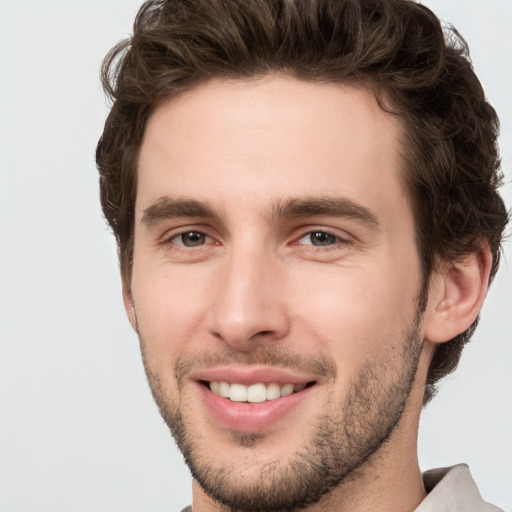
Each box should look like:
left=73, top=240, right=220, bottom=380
left=297, top=231, right=340, bottom=247
left=171, top=231, right=212, bottom=247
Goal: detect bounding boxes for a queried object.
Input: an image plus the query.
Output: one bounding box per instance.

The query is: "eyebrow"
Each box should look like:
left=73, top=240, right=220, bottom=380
left=141, top=195, right=379, bottom=229
left=141, top=197, right=219, bottom=226
left=272, top=197, right=379, bottom=228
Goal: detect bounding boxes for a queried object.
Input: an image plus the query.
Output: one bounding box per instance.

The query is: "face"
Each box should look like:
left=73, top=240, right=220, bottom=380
left=129, top=77, right=428, bottom=510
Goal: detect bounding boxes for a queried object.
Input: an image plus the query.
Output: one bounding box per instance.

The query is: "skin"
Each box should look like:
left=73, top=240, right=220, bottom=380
left=124, top=76, right=491, bottom=511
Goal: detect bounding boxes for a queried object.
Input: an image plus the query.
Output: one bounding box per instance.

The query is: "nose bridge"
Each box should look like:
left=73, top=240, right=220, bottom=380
left=207, top=235, right=288, bottom=349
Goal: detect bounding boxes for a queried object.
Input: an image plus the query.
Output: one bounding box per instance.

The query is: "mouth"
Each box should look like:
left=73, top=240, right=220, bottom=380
left=193, top=367, right=319, bottom=432
left=205, top=381, right=315, bottom=403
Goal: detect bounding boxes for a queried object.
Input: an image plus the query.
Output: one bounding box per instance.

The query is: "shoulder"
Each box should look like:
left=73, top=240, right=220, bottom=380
left=416, top=464, right=504, bottom=512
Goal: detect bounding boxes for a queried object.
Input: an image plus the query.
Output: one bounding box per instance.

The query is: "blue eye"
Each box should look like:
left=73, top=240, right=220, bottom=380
left=173, top=231, right=210, bottom=247
left=298, top=231, right=339, bottom=247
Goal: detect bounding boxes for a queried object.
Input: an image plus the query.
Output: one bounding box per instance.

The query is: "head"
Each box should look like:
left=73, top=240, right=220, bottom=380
left=96, top=0, right=508, bottom=508
left=97, top=0, right=507, bottom=403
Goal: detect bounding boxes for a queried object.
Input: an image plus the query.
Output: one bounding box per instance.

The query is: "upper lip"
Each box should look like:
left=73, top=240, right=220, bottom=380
left=191, top=365, right=318, bottom=386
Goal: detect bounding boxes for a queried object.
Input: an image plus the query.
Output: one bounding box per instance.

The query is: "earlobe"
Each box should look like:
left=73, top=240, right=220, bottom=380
left=122, top=278, right=138, bottom=332
left=424, top=245, right=492, bottom=344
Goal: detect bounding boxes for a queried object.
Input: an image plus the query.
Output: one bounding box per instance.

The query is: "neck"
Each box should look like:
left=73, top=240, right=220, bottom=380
left=310, top=416, right=426, bottom=512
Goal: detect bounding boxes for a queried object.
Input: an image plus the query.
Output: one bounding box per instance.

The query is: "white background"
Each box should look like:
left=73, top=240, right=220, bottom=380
left=0, top=1, right=510, bottom=511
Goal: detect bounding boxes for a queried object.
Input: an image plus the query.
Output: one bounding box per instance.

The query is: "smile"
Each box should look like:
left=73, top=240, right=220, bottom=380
left=195, top=369, right=318, bottom=431
left=209, top=381, right=308, bottom=403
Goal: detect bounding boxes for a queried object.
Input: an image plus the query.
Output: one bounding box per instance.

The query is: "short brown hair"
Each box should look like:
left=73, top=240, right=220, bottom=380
left=96, top=0, right=508, bottom=402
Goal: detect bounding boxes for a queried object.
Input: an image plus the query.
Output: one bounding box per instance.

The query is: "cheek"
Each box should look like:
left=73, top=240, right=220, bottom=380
left=131, top=265, right=210, bottom=368
left=287, top=262, right=420, bottom=371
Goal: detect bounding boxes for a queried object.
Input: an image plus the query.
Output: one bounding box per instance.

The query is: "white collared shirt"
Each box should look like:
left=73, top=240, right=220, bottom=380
left=416, top=464, right=503, bottom=511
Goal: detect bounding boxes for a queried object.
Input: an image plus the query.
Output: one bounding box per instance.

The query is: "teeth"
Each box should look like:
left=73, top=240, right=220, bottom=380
left=209, top=381, right=309, bottom=403
left=266, top=383, right=281, bottom=401
left=280, top=383, right=294, bottom=396
left=229, top=383, right=247, bottom=402
left=247, top=383, right=267, bottom=403
left=218, top=381, right=231, bottom=398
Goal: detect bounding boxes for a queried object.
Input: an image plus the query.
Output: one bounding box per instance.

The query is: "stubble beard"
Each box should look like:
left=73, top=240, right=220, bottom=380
left=139, top=317, right=423, bottom=512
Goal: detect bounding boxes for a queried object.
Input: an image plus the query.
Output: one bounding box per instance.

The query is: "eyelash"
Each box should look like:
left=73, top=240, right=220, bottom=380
left=293, top=229, right=352, bottom=251
left=165, top=230, right=216, bottom=249
left=162, top=227, right=351, bottom=253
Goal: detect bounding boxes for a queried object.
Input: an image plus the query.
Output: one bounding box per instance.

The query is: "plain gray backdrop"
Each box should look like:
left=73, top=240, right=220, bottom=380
left=1, top=1, right=511, bottom=511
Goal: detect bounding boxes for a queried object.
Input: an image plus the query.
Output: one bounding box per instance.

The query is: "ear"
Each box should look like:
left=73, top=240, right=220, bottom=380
left=423, top=245, right=492, bottom=344
left=122, top=277, right=138, bottom=332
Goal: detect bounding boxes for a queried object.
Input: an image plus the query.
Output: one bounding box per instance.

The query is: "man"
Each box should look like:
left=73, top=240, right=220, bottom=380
left=96, top=0, right=508, bottom=510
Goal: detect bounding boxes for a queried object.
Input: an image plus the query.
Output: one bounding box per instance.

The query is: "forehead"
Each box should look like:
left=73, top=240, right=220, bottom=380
left=137, top=76, right=407, bottom=221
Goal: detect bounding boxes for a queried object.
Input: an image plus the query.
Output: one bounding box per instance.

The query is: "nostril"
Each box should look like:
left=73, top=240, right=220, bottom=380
left=252, top=330, right=273, bottom=337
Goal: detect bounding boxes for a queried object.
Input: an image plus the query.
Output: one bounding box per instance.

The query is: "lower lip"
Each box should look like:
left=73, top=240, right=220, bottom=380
left=198, top=383, right=314, bottom=432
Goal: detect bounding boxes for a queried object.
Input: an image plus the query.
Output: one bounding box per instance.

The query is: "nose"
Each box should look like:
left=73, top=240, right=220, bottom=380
left=206, top=244, right=290, bottom=351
